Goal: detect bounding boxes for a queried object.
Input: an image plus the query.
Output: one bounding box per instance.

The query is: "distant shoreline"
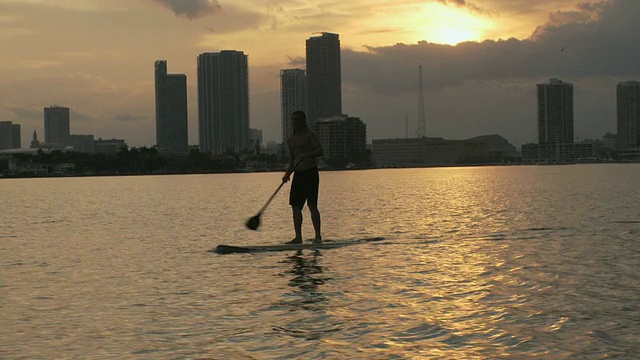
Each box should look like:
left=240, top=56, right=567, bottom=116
left=2, top=161, right=638, bottom=179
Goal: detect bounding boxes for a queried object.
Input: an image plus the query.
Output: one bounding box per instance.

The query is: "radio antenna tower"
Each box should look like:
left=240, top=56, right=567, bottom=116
left=416, top=65, right=427, bottom=138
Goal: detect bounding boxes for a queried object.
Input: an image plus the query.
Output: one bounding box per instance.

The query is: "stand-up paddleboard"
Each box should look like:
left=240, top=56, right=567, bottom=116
left=212, top=237, right=385, bottom=255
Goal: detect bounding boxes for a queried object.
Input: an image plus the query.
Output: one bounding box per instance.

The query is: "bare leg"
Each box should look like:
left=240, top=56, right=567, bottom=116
left=287, top=206, right=303, bottom=244
left=309, top=205, right=322, bottom=243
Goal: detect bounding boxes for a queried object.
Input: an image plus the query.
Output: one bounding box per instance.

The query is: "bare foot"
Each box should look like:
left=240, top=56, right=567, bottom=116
left=286, top=238, right=302, bottom=244
left=312, top=237, right=322, bottom=244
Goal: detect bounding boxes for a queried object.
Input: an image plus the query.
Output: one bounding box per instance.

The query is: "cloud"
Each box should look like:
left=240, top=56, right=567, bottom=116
left=5, top=105, right=42, bottom=120
left=152, top=0, right=222, bottom=19
left=437, top=0, right=488, bottom=14
left=286, top=56, right=305, bottom=67
left=342, top=0, right=640, bottom=96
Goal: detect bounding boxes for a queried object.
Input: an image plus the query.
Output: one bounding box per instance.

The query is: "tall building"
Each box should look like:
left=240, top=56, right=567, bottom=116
left=537, top=78, right=574, bottom=145
left=0, top=121, right=20, bottom=150
left=154, top=60, right=188, bottom=155
left=280, top=69, right=307, bottom=143
left=44, top=105, right=70, bottom=144
left=617, top=81, right=640, bottom=150
left=11, top=123, right=20, bottom=149
left=306, top=32, right=342, bottom=127
left=198, top=50, right=249, bottom=155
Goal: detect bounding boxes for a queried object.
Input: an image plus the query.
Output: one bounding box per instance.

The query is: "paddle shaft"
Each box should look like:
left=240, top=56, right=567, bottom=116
left=256, top=160, right=300, bottom=216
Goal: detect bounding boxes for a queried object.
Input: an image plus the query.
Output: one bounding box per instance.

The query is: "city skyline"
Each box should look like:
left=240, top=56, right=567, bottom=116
left=0, top=0, right=638, bottom=148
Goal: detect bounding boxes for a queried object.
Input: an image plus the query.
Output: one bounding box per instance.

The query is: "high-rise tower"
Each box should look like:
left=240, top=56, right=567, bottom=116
left=536, top=78, right=574, bottom=145
left=617, top=81, right=640, bottom=151
left=154, top=60, right=188, bottom=155
left=197, top=50, right=249, bottom=155
left=44, top=105, right=70, bottom=145
left=280, top=69, right=307, bottom=143
left=305, top=32, right=342, bottom=127
left=0, top=121, right=20, bottom=150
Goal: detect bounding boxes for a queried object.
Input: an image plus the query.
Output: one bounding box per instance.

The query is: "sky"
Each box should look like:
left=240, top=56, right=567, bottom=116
left=0, top=0, right=638, bottom=149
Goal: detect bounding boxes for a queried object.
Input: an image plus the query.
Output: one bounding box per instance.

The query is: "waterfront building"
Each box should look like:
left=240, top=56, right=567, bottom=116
left=306, top=32, right=342, bottom=127
left=373, top=135, right=517, bottom=166
left=617, top=81, right=640, bottom=151
left=197, top=50, right=249, bottom=155
left=522, top=78, right=583, bottom=162
left=95, top=138, right=127, bottom=154
left=280, top=69, right=307, bottom=143
left=314, top=115, right=366, bottom=165
left=44, top=105, right=70, bottom=145
left=68, top=134, right=95, bottom=153
left=154, top=60, right=188, bottom=156
left=537, top=78, right=574, bottom=145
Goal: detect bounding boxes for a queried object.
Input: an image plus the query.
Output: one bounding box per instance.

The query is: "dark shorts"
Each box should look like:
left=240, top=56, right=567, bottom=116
left=289, top=167, right=319, bottom=208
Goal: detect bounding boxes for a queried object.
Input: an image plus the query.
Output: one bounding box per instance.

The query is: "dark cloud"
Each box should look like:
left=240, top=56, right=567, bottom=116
left=342, top=0, right=640, bottom=96
left=153, top=0, right=221, bottom=20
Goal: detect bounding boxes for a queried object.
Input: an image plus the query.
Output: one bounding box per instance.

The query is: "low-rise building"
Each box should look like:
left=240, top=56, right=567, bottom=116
left=372, top=135, right=517, bottom=167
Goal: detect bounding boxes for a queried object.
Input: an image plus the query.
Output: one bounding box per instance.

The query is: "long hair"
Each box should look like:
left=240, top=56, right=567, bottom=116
left=292, top=110, right=309, bottom=135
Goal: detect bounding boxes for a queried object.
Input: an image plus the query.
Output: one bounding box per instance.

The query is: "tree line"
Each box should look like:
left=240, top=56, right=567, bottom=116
left=1, top=147, right=282, bottom=176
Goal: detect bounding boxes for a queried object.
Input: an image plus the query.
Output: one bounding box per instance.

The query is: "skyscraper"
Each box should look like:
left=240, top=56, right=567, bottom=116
left=0, top=121, right=20, bottom=150
left=154, top=60, right=188, bottom=155
left=44, top=105, right=70, bottom=144
left=306, top=32, right=342, bottom=127
left=537, top=78, right=574, bottom=145
left=198, top=50, right=249, bottom=155
left=280, top=69, right=307, bottom=143
left=617, top=81, right=640, bottom=151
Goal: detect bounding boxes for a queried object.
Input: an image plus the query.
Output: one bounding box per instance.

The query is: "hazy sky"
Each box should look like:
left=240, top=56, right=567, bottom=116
left=1, top=0, right=638, bottom=148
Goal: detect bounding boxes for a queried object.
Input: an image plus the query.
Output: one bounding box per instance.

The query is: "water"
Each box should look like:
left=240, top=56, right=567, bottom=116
left=1, top=164, right=639, bottom=359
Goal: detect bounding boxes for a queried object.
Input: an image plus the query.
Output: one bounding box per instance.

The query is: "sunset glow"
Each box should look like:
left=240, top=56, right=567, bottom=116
left=363, top=2, right=494, bottom=46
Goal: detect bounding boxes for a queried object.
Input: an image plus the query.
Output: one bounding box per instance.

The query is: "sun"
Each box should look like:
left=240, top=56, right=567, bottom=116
left=416, top=3, right=492, bottom=45
left=363, top=2, right=494, bottom=46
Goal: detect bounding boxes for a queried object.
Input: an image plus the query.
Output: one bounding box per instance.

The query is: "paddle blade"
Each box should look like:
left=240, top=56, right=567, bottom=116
left=246, top=214, right=261, bottom=230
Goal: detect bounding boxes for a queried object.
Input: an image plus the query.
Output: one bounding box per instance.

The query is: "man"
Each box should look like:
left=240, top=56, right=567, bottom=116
left=282, top=110, right=324, bottom=244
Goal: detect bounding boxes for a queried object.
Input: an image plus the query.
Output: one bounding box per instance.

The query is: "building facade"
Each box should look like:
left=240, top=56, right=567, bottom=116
left=373, top=135, right=517, bottom=167
left=95, top=138, right=127, bottom=154
left=154, top=60, right=189, bottom=156
left=306, top=32, right=342, bottom=127
left=537, top=78, right=574, bottom=145
left=0, top=121, right=21, bottom=150
left=314, top=115, right=366, bottom=166
left=280, top=69, right=307, bottom=143
left=44, top=105, right=70, bottom=145
left=523, top=78, right=578, bottom=162
left=617, top=81, right=640, bottom=151
left=198, top=50, right=250, bottom=155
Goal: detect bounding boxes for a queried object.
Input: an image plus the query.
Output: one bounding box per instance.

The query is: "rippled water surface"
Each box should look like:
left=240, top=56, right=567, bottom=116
left=2, top=164, right=640, bottom=359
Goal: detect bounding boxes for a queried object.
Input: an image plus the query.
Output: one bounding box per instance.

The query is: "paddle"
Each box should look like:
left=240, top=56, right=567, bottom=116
left=246, top=160, right=300, bottom=230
